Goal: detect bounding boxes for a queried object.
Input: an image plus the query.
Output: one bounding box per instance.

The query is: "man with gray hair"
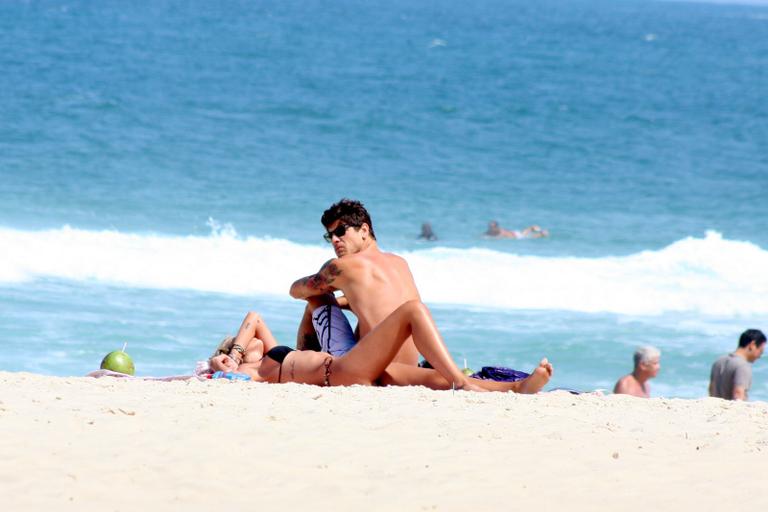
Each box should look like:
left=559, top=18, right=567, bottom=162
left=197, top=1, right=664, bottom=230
left=613, top=345, right=661, bottom=398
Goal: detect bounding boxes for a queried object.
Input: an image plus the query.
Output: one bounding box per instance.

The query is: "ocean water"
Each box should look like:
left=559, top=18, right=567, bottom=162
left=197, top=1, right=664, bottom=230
left=2, top=0, right=767, bottom=398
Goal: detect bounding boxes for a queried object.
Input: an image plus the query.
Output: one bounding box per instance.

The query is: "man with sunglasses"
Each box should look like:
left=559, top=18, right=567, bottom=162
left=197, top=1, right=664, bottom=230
left=289, top=199, right=421, bottom=366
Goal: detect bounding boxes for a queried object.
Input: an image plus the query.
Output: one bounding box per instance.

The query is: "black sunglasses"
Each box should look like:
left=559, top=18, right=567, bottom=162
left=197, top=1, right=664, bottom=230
left=323, top=224, right=351, bottom=243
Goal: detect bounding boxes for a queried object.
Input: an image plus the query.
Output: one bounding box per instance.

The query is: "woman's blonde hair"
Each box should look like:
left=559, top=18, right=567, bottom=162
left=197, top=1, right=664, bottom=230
left=210, top=336, right=236, bottom=361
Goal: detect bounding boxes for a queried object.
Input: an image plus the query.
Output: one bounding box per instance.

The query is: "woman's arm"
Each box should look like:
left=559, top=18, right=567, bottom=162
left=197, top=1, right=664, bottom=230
left=227, top=312, right=279, bottom=364
left=209, top=352, right=266, bottom=383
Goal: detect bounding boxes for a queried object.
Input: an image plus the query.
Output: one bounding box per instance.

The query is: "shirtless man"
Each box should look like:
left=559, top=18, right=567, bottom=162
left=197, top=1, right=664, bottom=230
left=290, top=199, right=553, bottom=389
left=289, top=199, right=421, bottom=365
left=484, top=220, right=548, bottom=239
left=613, top=345, right=661, bottom=398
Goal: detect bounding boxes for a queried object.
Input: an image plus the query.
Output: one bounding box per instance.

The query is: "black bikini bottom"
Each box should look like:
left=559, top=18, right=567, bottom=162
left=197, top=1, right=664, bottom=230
left=265, top=345, right=294, bottom=364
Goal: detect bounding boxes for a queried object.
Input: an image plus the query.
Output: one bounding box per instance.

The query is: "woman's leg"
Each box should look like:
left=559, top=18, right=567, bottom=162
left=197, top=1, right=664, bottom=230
left=333, top=301, right=481, bottom=390
left=379, top=361, right=553, bottom=394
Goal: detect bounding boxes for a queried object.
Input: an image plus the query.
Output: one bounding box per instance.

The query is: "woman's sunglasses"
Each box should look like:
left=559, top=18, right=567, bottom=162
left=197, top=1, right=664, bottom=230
left=323, top=224, right=351, bottom=243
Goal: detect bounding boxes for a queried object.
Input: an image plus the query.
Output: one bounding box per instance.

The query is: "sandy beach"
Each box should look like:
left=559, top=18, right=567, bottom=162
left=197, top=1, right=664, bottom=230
left=1, top=371, right=766, bottom=511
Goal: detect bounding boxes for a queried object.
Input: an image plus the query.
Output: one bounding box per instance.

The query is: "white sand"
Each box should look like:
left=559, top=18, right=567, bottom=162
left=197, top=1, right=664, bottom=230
left=1, top=371, right=767, bottom=511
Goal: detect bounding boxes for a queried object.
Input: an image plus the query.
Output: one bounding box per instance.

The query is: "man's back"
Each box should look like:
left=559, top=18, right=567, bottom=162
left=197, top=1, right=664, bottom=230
left=613, top=374, right=649, bottom=398
left=290, top=199, right=425, bottom=365
left=710, top=353, right=752, bottom=400
left=340, top=249, right=421, bottom=364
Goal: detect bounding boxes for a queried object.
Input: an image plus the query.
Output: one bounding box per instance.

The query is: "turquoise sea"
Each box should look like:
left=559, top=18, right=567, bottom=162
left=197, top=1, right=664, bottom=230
left=2, top=0, right=767, bottom=398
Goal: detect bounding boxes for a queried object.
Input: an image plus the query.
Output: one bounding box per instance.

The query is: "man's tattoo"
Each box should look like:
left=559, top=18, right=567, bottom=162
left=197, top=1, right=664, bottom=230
left=306, top=261, right=342, bottom=290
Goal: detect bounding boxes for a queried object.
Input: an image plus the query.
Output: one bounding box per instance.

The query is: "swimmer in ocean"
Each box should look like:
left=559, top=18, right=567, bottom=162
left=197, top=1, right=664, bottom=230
left=417, top=222, right=437, bottom=241
left=484, top=220, right=548, bottom=239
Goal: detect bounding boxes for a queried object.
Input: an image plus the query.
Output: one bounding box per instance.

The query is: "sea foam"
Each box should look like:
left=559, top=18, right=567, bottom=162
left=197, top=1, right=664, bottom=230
left=1, top=225, right=766, bottom=317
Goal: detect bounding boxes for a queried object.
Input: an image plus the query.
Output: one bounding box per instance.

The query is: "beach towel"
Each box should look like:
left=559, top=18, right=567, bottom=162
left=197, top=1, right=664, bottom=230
left=86, top=369, right=206, bottom=381
left=87, top=361, right=212, bottom=381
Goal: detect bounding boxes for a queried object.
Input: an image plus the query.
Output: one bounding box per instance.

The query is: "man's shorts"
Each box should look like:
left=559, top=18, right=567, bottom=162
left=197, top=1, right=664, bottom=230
left=311, top=304, right=357, bottom=356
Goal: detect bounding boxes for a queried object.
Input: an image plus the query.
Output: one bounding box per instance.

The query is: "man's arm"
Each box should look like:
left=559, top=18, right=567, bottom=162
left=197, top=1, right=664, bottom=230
left=613, top=376, right=628, bottom=395
left=731, top=364, right=751, bottom=401
left=732, top=386, right=747, bottom=401
left=289, top=259, right=344, bottom=299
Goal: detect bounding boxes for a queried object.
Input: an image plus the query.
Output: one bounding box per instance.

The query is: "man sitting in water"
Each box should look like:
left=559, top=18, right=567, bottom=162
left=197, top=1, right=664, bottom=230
left=709, top=329, right=765, bottom=401
left=613, top=345, right=661, bottom=398
left=484, top=220, right=548, bottom=239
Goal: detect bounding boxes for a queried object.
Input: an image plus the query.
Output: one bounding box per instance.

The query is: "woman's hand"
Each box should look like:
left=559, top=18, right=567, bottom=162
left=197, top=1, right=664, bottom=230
left=210, top=354, right=239, bottom=372
left=227, top=349, right=243, bottom=366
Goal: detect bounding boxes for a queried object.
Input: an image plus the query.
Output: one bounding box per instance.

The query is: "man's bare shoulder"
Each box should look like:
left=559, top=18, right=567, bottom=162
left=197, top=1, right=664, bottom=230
left=343, top=250, right=410, bottom=277
left=320, top=257, right=344, bottom=272
left=339, top=251, right=368, bottom=266
left=614, top=375, right=638, bottom=394
left=308, top=258, right=346, bottom=285
left=381, top=251, right=410, bottom=267
left=334, top=252, right=372, bottom=278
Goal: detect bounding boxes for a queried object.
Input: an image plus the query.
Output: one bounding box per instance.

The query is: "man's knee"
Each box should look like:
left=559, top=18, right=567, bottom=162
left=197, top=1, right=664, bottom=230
left=399, top=299, right=427, bottom=317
